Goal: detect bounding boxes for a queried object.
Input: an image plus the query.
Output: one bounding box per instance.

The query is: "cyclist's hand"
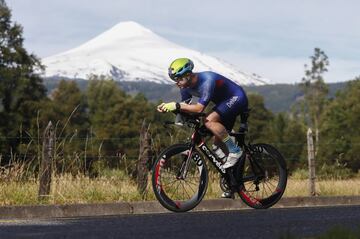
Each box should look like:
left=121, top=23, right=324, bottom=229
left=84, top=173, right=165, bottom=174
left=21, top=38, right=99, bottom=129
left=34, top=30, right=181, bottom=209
left=157, top=103, right=166, bottom=112
left=157, top=102, right=178, bottom=112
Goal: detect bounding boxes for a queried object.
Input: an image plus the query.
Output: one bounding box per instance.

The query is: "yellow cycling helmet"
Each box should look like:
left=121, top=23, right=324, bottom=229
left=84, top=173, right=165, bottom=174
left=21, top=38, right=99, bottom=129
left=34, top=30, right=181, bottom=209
left=168, top=58, right=194, bottom=81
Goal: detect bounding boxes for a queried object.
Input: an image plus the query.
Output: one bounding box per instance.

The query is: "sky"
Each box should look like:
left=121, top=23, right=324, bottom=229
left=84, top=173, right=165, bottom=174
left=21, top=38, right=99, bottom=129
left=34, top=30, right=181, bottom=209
left=5, top=0, right=360, bottom=84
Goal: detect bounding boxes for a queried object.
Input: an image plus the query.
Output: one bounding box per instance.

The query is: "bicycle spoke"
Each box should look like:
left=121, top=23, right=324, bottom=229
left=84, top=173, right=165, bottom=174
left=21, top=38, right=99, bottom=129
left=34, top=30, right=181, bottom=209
left=244, top=182, right=256, bottom=192
left=183, top=178, right=199, bottom=186
left=161, top=178, right=179, bottom=187
left=264, top=180, right=276, bottom=192
left=163, top=180, right=179, bottom=195
left=181, top=181, right=185, bottom=199
left=263, top=181, right=274, bottom=195
left=261, top=181, right=267, bottom=199
left=184, top=183, right=197, bottom=195
left=266, top=178, right=279, bottom=188
left=179, top=180, right=192, bottom=199
left=169, top=180, right=182, bottom=200
left=184, top=181, right=196, bottom=195
left=161, top=158, right=201, bottom=201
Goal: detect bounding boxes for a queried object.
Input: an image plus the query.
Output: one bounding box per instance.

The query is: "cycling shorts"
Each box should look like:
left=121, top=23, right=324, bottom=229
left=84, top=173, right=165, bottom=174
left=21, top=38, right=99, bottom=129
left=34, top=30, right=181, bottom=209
left=213, top=94, right=248, bottom=131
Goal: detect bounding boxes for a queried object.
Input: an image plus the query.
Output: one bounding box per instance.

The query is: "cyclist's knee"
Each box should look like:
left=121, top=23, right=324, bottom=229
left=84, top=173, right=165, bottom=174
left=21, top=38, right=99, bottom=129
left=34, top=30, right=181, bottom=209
left=204, top=119, right=214, bottom=129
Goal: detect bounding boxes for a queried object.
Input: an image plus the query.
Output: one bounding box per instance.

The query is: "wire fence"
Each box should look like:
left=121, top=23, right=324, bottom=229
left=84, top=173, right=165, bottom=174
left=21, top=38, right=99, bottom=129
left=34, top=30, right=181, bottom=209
left=3, top=136, right=360, bottom=147
left=3, top=136, right=360, bottom=145
left=1, top=136, right=359, bottom=162
left=0, top=129, right=359, bottom=176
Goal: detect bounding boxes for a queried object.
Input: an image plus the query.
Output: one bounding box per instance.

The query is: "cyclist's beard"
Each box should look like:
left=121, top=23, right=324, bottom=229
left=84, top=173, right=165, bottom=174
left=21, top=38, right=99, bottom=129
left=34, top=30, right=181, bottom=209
left=177, top=79, right=191, bottom=89
left=183, top=76, right=194, bottom=88
left=184, top=79, right=192, bottom=88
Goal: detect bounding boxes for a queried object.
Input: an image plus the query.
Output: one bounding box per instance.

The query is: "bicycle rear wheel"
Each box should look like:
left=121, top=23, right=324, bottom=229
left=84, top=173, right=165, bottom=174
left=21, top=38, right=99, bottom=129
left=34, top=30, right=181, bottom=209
left=236, top=143, right=287, bottom=209
left=152, top=144, right=208, bottom=212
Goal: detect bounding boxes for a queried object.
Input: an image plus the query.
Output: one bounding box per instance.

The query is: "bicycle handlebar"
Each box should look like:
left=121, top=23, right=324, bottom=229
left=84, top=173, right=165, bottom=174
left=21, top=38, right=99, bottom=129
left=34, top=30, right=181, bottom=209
left=178, top=111, right=207, bottom=118
left=163, top=112, right=207, bottom=128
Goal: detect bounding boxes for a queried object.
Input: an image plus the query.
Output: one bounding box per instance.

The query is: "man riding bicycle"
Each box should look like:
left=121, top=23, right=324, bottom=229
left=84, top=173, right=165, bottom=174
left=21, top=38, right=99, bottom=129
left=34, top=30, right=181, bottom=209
left=157, top=58, right=249, bottom=197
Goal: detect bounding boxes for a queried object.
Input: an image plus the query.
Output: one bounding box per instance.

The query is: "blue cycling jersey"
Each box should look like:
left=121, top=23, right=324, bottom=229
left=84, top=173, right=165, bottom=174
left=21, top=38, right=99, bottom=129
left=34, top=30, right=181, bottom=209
left=180, top=71, right=248, bottom=130
left=180, top=71, right=247, bottom=106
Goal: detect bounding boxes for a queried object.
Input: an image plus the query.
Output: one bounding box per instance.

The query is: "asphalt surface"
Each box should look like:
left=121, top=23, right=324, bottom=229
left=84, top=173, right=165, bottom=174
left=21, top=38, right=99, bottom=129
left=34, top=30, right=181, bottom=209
left=0, top=205, right=360, bottom=239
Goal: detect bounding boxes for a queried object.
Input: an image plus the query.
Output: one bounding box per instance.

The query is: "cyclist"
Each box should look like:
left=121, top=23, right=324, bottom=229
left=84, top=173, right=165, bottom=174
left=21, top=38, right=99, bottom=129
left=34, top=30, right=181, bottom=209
left=157, top=58, right=249, bottom=172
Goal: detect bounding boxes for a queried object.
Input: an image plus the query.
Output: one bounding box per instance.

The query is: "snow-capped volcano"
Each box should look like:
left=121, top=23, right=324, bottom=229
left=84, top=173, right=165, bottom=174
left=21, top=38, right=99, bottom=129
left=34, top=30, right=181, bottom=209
left=42, top=21, right=268, bottom=85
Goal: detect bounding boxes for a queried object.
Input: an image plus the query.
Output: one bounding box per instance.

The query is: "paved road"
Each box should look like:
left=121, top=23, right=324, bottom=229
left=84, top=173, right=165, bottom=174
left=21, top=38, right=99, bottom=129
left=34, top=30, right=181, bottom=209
left=0, top=205, right=360, bottom=239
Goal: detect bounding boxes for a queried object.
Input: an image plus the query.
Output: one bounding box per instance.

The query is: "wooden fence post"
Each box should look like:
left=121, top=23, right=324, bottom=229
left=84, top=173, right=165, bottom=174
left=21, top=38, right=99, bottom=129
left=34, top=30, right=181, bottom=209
left=38, top=121, right=54, bottom=200
left=307, top=128, right=316, bottom=196
left=137, top=120, right=152, bottom=199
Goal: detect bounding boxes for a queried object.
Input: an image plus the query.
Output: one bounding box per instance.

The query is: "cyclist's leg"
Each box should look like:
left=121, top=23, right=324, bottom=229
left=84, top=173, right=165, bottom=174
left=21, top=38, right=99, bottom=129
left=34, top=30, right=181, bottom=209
left=217, top=96, right=249, bottom=143
left=206, top=112, right=229, bottom=154
left=213, top=95, right=248, bottom=132
left=205, top=111, right=236, bottom=147
left=207, top=102, right=237, bottom=197
left=210, top=96, right=248, bottom=196
left=212, top=97, right=249, bottom=168
left=213, top=137, right=229, bottom=155
left=205, top=111, right=241, bottom=167
left=205, top=112, right=237, bottom=198
left=204, top=111, right=227, bottom=140
left=210, top=114, right=235, bottom=156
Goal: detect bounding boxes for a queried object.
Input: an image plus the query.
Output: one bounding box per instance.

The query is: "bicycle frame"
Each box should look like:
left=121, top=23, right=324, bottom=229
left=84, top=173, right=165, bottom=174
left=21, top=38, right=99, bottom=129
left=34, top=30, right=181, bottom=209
left=170, top=110, right=267, bottom=189
left=179, top=125, right=266, bottom=188
left=188, top=126, right=227, bottom=176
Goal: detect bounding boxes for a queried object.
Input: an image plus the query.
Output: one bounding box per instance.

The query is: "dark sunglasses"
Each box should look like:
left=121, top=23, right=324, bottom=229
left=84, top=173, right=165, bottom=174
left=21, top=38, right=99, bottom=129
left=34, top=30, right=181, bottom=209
left=175, top=74, right=190, bottom=83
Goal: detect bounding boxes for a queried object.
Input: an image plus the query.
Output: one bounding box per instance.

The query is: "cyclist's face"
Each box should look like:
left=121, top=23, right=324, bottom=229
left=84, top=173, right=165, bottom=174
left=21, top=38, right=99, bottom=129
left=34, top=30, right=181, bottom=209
left=175, top=74, right=191, bottom=89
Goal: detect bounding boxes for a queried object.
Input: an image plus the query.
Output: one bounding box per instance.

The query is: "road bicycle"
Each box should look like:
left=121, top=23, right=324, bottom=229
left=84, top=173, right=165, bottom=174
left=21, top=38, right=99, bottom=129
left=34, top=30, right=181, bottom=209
left=152, top=111, right=287, bottom=212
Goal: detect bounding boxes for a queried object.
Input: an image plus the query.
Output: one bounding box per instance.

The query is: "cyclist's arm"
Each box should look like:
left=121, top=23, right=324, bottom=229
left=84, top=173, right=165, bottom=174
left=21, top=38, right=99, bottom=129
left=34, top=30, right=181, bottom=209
left=179, top=102, right=205, bottom=113
left=180, top=77, right=215, bottom=113
left=180, top=89, right=192, bottom=103
left=198, top=77, right=215, bottom=106
left=179, top=88, right=202, bottom=112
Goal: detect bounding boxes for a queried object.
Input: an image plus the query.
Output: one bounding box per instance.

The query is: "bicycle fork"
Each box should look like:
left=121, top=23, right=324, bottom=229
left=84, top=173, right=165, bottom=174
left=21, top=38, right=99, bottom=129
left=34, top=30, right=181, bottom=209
left=176, top=147, right=195, bottom=180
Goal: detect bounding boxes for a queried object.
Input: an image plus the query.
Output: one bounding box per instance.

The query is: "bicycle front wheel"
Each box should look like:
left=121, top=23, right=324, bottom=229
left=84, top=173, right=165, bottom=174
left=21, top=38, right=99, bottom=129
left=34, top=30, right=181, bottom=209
left=237, top=143, right=287, bottom=209
left=152, top=144, right=208, bottom=212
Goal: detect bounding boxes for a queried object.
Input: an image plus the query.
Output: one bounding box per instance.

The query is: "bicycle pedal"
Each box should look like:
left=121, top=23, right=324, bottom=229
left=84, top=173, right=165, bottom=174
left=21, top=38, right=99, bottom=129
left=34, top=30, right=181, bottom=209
left=221, top=191, right=235, bottom=199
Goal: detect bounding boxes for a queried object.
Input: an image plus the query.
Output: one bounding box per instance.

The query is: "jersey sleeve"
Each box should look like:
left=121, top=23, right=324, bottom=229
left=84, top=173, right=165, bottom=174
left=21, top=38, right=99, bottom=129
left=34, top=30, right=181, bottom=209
left=198, top=78, right=215, bottom=106
left=180, top=89, right=192, bottom=103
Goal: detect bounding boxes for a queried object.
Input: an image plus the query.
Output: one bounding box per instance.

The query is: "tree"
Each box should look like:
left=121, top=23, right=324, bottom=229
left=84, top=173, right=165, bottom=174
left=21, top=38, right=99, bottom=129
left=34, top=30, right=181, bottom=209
left=0, top=2, right=46, bottom=160
left=299, top=48, right=329, bottom=152
left=319, top=78, right=360, bottom=171
left=245, top=93, right=274, bottom=143
left=269, top=113, right=307, bottom=171
left=85, top=76, right=174, bottom=169
left=246, top=94, right=307, bottom=172
left=86, top=76, right=138, bottom=167
left=49, top=80, right=89, bottom=135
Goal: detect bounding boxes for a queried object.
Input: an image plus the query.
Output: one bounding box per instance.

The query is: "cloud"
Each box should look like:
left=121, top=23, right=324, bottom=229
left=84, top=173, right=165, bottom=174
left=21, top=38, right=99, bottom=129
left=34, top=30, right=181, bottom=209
left=6, top=0, right=360, bottom=83
left=211, top=52, right=360, bottom=84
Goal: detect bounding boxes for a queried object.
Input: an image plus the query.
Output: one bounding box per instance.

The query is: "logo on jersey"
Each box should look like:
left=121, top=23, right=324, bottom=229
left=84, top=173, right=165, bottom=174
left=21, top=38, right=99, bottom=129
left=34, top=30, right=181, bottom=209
left=226, top=96, right=239, bottom=108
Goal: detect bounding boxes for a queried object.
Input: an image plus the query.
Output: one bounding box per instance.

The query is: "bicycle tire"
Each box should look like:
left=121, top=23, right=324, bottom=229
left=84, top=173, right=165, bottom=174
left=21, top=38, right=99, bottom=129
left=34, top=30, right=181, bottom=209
left=152, top=144, right=208, bottom=212
left=236, top=143, right=287, bottom=209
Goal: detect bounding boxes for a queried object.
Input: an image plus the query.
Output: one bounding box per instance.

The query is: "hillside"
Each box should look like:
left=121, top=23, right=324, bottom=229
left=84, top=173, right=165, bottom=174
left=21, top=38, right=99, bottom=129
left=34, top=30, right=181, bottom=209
left=44, top=78, right=347, bottom=113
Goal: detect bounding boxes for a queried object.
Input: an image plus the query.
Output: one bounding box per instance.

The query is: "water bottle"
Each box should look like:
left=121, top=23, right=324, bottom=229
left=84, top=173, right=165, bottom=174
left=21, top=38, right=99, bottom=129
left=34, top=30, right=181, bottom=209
left=212, top=144, right=226, bottom=163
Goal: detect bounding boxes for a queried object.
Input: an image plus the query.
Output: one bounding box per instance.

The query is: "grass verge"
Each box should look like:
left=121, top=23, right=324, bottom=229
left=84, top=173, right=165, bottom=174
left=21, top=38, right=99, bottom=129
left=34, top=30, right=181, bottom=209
left=1, top=170, right=360, bottom=206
